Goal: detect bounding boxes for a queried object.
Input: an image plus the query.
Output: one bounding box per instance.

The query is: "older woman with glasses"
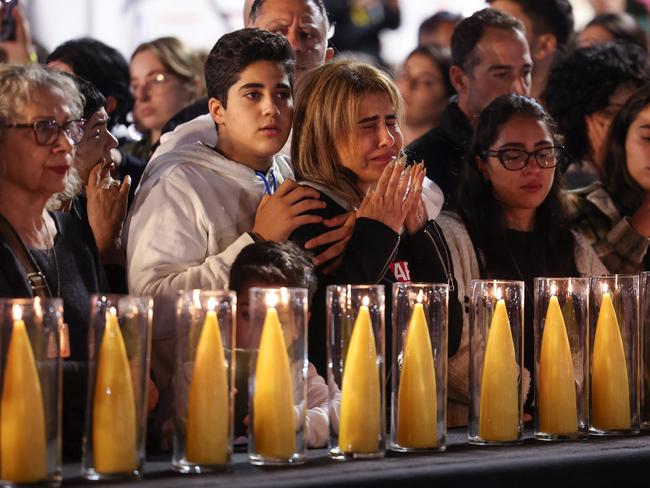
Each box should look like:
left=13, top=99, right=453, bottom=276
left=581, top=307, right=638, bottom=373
left=128, top=36, right=205, bottom=160
left=0, top=64, right=108, bottom=460
left=437, top=94, right=607, bottom=426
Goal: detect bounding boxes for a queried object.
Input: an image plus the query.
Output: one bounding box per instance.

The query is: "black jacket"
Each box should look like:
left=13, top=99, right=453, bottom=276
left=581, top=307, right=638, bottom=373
left=289, top=190, right=463, bottom=377
left=407, top=98, right=473, bottom=208
left=0, top=211, right=108, bottom=461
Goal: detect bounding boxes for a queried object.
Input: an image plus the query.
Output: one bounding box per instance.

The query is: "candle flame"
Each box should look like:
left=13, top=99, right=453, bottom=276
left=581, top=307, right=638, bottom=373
left=567, top=279, right=573, bottom=295
left=109, top=306, right=117, bottom=318
left=11, top=304, right=22, bottom=321
left=602, top=283, right=609, bottom=295
left=207, top=296, right=217, bottom=312
left=266, top=292, right=279, bottom=308
left=192, top=289, right=201, bottom=309
left=34, top=297, right=42, bottom=317
left=416, top=290, right=424, bottom=304
left=362, top=295, right=370, bottom=307
left=495, top=287, right=502, bottom=301
left=280, top=287, right=290, bottom=305
left=550, top=283, right=557, bottom=296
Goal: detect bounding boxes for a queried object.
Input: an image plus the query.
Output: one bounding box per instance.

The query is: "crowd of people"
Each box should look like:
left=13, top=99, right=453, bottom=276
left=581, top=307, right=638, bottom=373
left=0, top=0, right=649, bottom=458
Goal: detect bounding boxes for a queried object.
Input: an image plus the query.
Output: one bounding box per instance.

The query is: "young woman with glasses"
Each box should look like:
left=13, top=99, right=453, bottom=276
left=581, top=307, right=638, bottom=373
left=0, top=64, right=108, bottom=460
left=128, top=36, right=205, bottom=160
left=568, top=84, right=650, bottom=274
left=437, top=94, right=607, bottom=426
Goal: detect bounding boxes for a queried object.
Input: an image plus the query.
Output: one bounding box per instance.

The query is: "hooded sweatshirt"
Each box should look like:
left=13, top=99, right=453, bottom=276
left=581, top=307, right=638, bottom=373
left=125, top=141, right=293, bottom=441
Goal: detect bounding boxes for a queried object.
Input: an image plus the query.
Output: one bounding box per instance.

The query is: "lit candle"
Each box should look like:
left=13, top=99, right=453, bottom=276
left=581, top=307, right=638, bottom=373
left=538, top=285, right=578, bottom=434
left=253, top=292, right=296, bottom=458
left=93, top=307, right=137, bottom=473
left=338, top=296, right=381, bottom=453
left=1, top=304, right=47, bottom=482
left=396, top=290, right=437, bottom=448
left=186, top=297, right=229, bottom=464
left=591, top=286, right=631, bottom=429
left=479, top=289, right=519, bottom=441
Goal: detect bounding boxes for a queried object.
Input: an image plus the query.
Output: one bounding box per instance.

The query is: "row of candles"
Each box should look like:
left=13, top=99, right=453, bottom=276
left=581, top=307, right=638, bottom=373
left=0, top=274, right=648, bottom=485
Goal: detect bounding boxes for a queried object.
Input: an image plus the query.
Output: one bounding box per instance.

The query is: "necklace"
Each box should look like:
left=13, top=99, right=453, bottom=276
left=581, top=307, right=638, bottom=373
left=26, top=215, right=61, bottom=297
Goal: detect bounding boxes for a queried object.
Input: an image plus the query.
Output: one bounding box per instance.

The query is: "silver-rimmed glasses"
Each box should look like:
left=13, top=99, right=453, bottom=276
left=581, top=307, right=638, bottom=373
left=3, top=118, right=86, bottom=145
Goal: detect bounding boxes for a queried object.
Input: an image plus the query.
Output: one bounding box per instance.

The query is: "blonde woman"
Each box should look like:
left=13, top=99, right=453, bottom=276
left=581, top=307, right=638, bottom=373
left=128, top=37, right=205, bottom=159
left=288, top=59, right=462, bottom=375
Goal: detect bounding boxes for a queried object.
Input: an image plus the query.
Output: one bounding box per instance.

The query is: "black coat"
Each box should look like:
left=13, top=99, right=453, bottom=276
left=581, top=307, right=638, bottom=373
left=407, top=98, right=473, bottom=208
left=0, top=211, right=108, bottom=461
left=289, top=190, right=463, bottom=378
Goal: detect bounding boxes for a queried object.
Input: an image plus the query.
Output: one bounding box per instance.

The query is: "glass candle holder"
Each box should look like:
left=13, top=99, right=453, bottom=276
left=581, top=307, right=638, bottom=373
left=642, top=272, right=650, bottom=430
left=533, top=278, right=588, bottom=441
left=390, top=283, right=447, bottom=452
left=172, top=290, right=235, bottom=473
left=468, top=280, right=524, bottom=445
left=327, top=285, right=385, bottom=460
left=589, top=275, right=639, bottom=435
left=248, top=287, right=308, bottom=465
left=82, top=295, right=152, bottom=480
left=0, top=298, right=62, bottom=487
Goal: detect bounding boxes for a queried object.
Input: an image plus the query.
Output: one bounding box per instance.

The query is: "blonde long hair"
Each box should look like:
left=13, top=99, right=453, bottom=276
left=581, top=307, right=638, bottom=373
left=291, top=59, right=404, bottom=208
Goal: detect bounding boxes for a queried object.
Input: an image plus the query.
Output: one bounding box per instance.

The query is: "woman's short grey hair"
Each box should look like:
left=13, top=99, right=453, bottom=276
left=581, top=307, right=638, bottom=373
left=0, top=64, right=83, bottom=134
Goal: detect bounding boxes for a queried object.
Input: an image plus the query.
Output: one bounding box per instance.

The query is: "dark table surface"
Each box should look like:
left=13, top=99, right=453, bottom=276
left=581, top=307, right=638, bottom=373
left=63, top=429, right=650, bottom=487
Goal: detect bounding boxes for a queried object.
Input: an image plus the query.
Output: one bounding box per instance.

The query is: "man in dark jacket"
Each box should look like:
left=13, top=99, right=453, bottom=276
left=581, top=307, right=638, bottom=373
left=408, top=8, right=532, bottom=207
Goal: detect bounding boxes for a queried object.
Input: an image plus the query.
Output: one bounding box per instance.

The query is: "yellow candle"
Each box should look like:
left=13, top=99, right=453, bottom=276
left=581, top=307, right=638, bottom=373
left=186, top=300, right=229, bottom=464
left=396, top=296, right=437, bottom=448
left=479, top=297, right=519, bottom=441
left=591, top=291, right=631, bottom=429
left=253, top=302, right=296, bottom=458
left=338, top=299, right=381, bottom=453
left=538, top=295, right=578, bottom=434
left=93, top=308, right=137, bottom=473
left=1, top=304, right=47, bottom=483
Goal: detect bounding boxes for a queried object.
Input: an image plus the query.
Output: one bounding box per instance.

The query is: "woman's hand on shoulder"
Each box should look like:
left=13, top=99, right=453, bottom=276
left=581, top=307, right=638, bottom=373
left=404, top=163, right=428, bottom=235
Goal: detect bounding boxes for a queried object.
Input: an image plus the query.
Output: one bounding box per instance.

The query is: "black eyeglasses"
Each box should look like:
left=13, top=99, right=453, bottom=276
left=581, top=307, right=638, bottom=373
left=483, top=146, right=564, bottom=171
left=2, top=119, right=86, bottom=146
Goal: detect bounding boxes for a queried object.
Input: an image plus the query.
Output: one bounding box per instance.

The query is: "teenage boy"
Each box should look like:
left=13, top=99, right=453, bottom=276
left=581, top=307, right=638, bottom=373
left=228, top=241, right=331, bottom=448
left=126, top=29, right=324, bottom=445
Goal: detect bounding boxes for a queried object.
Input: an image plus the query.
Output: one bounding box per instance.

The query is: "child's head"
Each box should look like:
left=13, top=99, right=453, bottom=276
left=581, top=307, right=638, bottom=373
left=229, top=241, right=317, bottom=345
left=205, top=28, right=295, bottom=169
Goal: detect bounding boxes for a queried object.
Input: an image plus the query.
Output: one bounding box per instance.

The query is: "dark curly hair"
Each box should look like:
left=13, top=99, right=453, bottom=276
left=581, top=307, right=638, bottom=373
left=204, top=28, right=294, bottom=107
left=47, top=38, right=132, bottom=129
left=603, top=84, right=650, bottom=216
left=487, top=0, right=574, bottom=46
left=457, top=93, right=578, bottom=278
left=542, top=42, right=649, bottom=164
left=229, top=241, right=317, bottom=302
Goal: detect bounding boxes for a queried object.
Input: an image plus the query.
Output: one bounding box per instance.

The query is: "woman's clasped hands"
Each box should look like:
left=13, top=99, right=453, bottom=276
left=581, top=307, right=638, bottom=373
left=357, top=158, right=427, bottom=235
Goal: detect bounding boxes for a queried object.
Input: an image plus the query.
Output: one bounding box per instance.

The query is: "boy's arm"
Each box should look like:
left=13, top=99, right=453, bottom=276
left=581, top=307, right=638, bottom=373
left=127, top=173, right=253, bottom=297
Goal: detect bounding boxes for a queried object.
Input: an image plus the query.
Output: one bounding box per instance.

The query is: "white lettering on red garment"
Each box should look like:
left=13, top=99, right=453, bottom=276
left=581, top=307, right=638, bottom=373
left=390, top=261, right=411, bottom=282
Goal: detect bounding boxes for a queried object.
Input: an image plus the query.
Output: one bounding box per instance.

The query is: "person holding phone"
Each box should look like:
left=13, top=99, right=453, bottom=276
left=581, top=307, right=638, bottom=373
left=0, top=1, right=36, bottom=64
